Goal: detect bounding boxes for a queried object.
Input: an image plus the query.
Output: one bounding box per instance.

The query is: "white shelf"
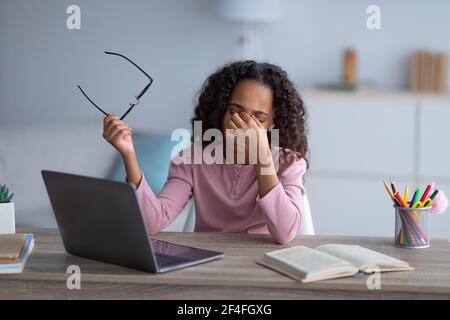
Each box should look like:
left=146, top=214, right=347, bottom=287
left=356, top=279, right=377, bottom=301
left=301, top=88, right=450, bottom=102
left=302, top=90, right=450, bottom=238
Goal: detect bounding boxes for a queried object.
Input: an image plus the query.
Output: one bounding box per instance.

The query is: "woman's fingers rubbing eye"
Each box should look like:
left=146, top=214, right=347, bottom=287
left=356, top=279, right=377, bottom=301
left=231, top=113, right=242, bottom=123
left=234, top=116, right=248, bottom=129
left=240, top=112, right=252, bottom=122
left=234, top=112, right=244, bottom=122
left=251, top=115, right=264, bottom=128
left=229, top=120, right=238, bottom=129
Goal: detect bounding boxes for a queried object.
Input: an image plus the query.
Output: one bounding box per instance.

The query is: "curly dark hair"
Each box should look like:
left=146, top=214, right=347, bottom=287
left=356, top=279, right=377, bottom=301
left=191, top=60, right=308, bottom=167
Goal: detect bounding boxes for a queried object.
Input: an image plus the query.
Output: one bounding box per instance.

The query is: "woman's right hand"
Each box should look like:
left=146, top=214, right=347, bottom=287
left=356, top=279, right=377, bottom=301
left=103, top=114, right=135, bottom=157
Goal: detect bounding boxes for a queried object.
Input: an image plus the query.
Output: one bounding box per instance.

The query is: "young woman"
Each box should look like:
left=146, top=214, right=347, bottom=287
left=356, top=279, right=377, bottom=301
left=102, top=61, right=309, bottom=244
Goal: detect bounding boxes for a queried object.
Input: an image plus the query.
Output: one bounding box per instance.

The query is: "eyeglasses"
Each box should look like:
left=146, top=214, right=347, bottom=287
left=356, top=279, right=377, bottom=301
left=77, top=51, right=153, bottom=120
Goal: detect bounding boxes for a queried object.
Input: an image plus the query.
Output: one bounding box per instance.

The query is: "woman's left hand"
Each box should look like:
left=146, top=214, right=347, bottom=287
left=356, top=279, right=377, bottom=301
left=229, top=112, right=272, bottom=167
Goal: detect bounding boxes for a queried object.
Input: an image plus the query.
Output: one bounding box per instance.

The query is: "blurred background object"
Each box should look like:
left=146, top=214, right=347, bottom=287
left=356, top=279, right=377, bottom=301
left=318, top=47, right=362, bottom=91
left=215, top=0, right=282, bottom=60
left=410, top=51, right=448, bottom=92
left=343, top=48, right=357, bottom=86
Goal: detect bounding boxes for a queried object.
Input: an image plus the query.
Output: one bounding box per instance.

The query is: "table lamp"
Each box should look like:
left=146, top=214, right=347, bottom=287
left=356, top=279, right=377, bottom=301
left=215, top=0, right=282, bottom=60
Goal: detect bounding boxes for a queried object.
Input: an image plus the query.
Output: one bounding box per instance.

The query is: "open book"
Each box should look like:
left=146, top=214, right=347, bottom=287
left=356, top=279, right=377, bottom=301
left=257, top=244, right=414, bottom=283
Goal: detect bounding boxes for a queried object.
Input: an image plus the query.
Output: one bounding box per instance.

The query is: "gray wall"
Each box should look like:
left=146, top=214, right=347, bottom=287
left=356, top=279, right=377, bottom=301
left=1, top=0, right=450, bottom=131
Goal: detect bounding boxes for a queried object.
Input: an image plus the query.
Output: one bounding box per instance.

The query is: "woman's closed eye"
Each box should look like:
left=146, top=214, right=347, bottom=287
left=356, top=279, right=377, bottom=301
left=254, top=114, right=268, bottom=123
left=228, top=107, right=268, bottom=123
left=228, top=106, right=241, bottom=115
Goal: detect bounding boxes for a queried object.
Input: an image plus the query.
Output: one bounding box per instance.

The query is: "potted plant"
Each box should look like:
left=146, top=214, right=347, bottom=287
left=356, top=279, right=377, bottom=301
left=0, top=184, right=15, bottom=234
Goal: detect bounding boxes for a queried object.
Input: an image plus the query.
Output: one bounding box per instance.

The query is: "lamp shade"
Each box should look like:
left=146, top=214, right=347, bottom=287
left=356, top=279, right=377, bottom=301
left=215, top=0, right=282, bottom=23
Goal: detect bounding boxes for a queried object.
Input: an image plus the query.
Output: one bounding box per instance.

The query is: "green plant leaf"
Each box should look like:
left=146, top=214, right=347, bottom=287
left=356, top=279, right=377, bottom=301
left=0, top=185, right=13, bottom=202
left=5, top=193, right=14, bottom=202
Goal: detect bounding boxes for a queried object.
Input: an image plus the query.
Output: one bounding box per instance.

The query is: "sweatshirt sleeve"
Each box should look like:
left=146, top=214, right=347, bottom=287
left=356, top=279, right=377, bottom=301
left=256, top=157, right=307, bottom=245
left=134, top=160, right=193, bottom=235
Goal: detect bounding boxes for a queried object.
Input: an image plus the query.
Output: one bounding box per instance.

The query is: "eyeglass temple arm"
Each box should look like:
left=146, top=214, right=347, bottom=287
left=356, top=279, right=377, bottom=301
left=120, top=106, right=134, bottom=120
left=77, top=85, right=108, bottom=116
left=104, top=51, right=153, bottom=82
left=136, top=81, right=152, bottom=99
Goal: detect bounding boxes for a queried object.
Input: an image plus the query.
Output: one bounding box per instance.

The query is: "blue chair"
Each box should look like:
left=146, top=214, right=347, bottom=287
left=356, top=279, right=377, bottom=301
left=110, top=133, right=188, bottom=193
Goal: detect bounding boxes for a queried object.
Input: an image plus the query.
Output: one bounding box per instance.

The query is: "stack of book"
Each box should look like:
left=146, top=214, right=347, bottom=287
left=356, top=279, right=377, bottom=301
left=0, top=234, right=35, bottom=274
left=410, top=51, right=448, bottom=93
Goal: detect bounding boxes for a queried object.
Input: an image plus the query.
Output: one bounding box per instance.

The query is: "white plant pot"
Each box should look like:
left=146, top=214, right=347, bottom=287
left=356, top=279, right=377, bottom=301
left=0, top=202, right=15, bottom=234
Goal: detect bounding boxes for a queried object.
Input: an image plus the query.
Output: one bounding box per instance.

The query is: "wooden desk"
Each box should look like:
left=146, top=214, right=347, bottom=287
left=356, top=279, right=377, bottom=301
left=1, top=228, right=450, bottom=299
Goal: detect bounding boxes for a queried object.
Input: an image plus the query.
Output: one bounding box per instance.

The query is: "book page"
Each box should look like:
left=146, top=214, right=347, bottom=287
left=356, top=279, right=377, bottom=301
left=263, top=246, right=358, bottom=279
left=315, top=244, right=412, bottom=272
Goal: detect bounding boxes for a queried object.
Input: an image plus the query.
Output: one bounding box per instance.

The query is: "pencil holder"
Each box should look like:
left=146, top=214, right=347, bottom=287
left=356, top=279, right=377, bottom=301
left=394, top=205, right=430, bottom=249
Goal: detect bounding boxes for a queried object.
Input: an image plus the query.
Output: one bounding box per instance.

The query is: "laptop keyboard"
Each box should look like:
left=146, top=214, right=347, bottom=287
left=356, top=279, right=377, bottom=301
left=156, top=254, right=192, bottom=268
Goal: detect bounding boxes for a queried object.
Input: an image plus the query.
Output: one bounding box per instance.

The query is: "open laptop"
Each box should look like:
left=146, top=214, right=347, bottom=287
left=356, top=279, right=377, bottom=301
left=41, top=170, right=224, bottom=273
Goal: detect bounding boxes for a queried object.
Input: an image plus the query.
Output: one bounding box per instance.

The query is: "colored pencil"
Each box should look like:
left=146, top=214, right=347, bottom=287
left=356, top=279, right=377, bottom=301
left=383, top=180, right=395, bottom=201
left=430, top=189, right=440, bottom=200
left=420, top=184, right=432, bottom=202
left=404, top=185, right=409, bottom=206
left=395, top=192, right=408, bottom=208
left=410, top=188, right=420, bottom=208
left=390, top=178, right=398, bottom=194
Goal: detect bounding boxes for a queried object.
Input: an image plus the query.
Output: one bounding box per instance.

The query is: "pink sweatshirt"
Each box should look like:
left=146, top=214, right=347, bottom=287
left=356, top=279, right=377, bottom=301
left=134, top=146, right=307, bottom=245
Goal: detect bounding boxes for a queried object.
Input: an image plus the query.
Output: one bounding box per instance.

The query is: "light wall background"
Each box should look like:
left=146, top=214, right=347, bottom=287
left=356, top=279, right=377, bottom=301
left=1, top=0, right=450, bottom=130
left=1, top=0, right=450, bottom=237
